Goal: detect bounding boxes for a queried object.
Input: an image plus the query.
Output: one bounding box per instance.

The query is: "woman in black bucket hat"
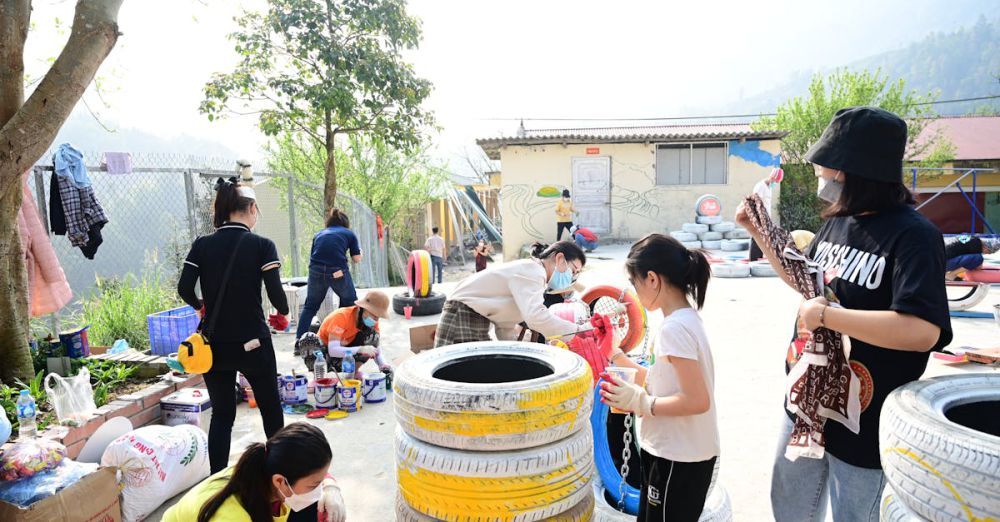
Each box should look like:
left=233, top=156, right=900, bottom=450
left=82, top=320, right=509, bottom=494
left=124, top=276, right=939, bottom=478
left=737, top=107, right=952, bottom=521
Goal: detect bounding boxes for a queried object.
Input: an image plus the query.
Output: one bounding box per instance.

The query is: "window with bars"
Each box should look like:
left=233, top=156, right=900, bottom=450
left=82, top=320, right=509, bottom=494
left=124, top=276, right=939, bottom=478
left=655, top=143, right=728, bottom=185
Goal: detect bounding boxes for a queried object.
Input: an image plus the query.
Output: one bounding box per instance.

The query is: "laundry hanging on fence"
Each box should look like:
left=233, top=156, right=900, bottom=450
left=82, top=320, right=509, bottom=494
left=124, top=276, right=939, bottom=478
left=50, top=153, right=109, bottom=259
left=101, top=152, right=133, bottom=175
left=54, top=143, right=91, bottom=188
left=18, top=173, right=72, bottom=316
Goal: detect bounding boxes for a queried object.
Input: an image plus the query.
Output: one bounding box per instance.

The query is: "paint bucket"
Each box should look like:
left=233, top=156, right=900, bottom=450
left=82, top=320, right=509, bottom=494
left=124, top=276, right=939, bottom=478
left=280, top=374, right=308, bottom=404
left=314, top=378, right=338, bottom=408
left=59, top=326, right=91, bottom=358
left=362, top=372, right=387, bottom=404
left=337, top=379, right=362, bottom=412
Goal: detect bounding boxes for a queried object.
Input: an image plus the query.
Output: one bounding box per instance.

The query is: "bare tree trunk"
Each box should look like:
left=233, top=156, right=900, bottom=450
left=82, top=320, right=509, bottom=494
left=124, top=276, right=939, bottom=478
left=323, top=112, right=337, bottom=214
left=0, top=0, right=124, bottom=384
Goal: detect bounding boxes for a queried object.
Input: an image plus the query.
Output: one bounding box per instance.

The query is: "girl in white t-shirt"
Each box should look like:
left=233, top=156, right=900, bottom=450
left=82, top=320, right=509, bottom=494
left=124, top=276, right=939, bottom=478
left=601, top=233, right=720, bottom=522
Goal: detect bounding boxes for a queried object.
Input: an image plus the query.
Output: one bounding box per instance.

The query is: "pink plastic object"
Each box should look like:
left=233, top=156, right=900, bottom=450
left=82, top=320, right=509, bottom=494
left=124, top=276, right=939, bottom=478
left=404, top=306, right=413, bottom=320
left=772, top=167, right=784, bottom=183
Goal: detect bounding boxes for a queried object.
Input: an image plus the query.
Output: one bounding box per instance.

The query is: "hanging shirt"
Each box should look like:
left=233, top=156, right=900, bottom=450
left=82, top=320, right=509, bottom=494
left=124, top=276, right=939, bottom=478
left=53, top=143, right=91, bottom=188
left=310, top=226, right=361, bottom=269
left=785, top=206, right=952, bottom=469
left=639, top=308, right=720, bottom=463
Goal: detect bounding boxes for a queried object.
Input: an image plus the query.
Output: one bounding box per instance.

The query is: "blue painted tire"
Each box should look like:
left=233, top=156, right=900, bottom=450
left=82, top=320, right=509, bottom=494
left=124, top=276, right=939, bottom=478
left=590, top=380, right=641, bottom=515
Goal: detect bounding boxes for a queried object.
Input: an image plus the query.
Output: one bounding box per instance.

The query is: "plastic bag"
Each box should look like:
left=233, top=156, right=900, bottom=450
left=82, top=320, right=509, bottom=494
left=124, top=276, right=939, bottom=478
left=101, top=424, right=209, bottom=522
left=0, top=459, right=98, bottom=507
left=0, top=438, right=67, bottom=481
left=0, top=408, right=10, bottom=446
left=45, top=367, right=97, bottom=426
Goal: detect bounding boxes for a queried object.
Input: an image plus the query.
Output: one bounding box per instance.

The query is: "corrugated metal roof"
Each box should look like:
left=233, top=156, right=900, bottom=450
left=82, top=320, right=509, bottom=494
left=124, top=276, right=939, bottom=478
left=912, top=116, right=1000, bottom=161
left=476, top=122, right=785, bottom=159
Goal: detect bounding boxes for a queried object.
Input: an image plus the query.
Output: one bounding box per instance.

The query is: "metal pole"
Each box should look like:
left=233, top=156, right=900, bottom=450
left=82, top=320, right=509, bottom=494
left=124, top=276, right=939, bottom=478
left=288, top=177, right=301, bottom=277
left=911, top=168, right=917, bottom=192
left=183, top=170, right=198, bottom=242
left=971, top=169, right=977, bottom=233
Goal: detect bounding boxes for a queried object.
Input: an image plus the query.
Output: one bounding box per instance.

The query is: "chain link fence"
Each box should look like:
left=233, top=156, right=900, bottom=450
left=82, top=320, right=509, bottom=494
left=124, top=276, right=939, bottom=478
left=29, top=151, right=389, bottom=329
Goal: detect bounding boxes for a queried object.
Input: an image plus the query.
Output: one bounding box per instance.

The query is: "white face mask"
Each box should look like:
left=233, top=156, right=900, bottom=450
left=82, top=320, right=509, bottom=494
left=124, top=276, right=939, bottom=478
left=817, top=177, right=844, bottom=203
left=279, top=478, right=323, bottom=512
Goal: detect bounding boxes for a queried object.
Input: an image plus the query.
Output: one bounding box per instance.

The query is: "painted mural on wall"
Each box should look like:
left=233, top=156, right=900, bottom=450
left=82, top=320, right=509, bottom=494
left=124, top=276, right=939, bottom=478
left=536, top=186, right=563, bottom=198
left=501, top=184, right=553, bottom=240
left=728, top=140, right=781, bottom=168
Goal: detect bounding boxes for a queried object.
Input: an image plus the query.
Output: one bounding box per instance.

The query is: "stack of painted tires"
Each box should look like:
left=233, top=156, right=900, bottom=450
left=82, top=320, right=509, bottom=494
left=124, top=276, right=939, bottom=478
left=879, top=374, right=1000, bottom=522
left=393, top=342, right=597, bottom=521
left=670, top=194, right=749, bottom=252
left=393, top=249, right=446, bottom=316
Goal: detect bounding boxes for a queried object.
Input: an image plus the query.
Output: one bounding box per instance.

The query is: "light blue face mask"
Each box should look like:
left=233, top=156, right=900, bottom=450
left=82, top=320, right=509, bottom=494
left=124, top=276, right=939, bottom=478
left=548, top=257, right=574, bottom=291
left=363, top=316, right=377, bottom=328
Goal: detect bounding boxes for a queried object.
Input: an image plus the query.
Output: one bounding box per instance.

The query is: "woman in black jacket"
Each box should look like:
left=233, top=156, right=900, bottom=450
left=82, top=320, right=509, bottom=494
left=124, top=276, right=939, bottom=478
left=178, top=177, right=289, bottom=473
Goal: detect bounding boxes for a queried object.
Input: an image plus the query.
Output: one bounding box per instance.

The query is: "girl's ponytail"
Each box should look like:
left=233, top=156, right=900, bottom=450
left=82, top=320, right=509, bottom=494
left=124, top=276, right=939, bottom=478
left=212, top=176, right=255, bottom=228
left=685, top=248, right=711, bottom=310
left=198, top=443, right=270, bottom=522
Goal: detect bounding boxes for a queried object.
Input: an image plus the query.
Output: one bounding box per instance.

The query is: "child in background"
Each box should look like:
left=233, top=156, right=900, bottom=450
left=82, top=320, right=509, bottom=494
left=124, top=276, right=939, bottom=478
left=600, top=233, right=719, bottom=522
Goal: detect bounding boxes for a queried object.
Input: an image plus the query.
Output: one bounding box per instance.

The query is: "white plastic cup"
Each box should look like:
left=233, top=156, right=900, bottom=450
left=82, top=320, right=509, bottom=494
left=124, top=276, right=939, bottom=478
left=605, top=366, right=638, bottom=414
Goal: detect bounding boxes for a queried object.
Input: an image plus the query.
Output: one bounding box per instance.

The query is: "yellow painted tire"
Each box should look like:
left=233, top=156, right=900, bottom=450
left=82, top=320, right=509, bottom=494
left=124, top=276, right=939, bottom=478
left=395, top=427, right=594, bottom=522
left=393, top=342, right=593, bottom=451
left=408, top=250, right=434, bottom=298
left=396, top=489, right=595, bottom=522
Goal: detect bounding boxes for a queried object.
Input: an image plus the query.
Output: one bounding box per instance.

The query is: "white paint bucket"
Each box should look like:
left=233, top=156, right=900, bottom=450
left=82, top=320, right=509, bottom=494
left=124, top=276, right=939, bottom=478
left=362, top=372, right=387, bottom=403
left=337, top=379, right=361, bottom=412
left=314, top=378, right=338, bottom=408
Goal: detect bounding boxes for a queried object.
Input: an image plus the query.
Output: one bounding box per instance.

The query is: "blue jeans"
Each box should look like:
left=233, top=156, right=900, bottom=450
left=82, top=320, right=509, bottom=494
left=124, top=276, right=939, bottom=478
left=946, top=253, right=983, bottom=272
left=574, top=234, right=598, bottom=251
left=771, top=416, right=885, bottom=522
left=294, top=264, right=358, bottom=339
left=431, top=255, right=444, bottom=284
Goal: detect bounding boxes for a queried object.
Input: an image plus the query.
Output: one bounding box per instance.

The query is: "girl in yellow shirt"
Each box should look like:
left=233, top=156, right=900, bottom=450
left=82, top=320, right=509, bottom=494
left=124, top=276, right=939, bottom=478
left=555, top=189, right=576, bottom=240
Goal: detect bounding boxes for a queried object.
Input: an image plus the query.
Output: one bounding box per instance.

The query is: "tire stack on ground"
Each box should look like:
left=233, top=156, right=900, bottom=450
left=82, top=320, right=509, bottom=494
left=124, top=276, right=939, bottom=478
left=392, top=249, right=446, bottom=316
left=878, top=374, right=1000, bottom=522
left=393, top=342, right=597, bottom=521
left=671, top=194, right=747, bottom=251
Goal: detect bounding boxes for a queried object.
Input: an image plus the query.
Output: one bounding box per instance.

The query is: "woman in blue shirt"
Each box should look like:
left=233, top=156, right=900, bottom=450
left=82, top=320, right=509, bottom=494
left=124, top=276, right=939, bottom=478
left=295, top=209, right=363, bottom=339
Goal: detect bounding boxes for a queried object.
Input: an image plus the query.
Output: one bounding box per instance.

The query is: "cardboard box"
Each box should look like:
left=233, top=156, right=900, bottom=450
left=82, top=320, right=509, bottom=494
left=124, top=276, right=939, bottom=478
left=409, top=324, right=437, bottom=354
left=0, top=466, right=121, bottom=521
left=161, top=387, right=212, bottom=431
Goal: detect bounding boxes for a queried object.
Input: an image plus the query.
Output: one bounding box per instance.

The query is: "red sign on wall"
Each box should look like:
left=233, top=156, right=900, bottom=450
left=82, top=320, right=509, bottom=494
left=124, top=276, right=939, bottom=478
left=586, top=147, right=600, bottom=155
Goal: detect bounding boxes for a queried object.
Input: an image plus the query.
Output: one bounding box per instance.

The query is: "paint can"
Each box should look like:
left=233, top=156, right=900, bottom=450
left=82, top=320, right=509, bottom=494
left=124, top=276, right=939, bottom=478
left=59, top=326, right=91, bottom=358
left=314, top=378, right=338, bottom=408
left=337, top=379, right=362, bottom=412
left=362, top=372, right=387, bottom=404
left=280, top=374, right=308, bottom=404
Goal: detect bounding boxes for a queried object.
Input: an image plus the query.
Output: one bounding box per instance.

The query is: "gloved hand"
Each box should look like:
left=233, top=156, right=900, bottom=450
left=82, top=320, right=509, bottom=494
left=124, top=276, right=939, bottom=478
left=268, top=314, right=289, bottom=331
left=599, top=372, right=654, bottom=417
left=197, top=303, right=206, bottom=319
left=590, top=314, right=615, bottom=359
left=318, top=479, right=346, bottom=522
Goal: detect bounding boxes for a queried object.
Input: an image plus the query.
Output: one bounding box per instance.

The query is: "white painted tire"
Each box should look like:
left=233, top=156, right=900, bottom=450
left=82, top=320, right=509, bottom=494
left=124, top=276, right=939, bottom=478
left=702, top=240, right=722, bottom=250
left=682, top=223, right=710, bottom=234
left=670, top=231, right=698, bottom=242
left=720, top=239, right=749, bottom=252
left=593, top=483, right=732, bottom=522
left=711, top=263, right=750, bottom=278
left=881, top=490, right=928, bottom=522
left=396, top=427, right=594, bottom=522
left=750, top=262, right=777, bottom=277
left=711, top=222, right=735, bottom=233
left=946, top=283, right=990, bottom=311
left=879, top=374, right=1000, bottom=522
left=724, top=229, right=750, bottom=240
left=681, top=241, right=703, bottom=250
left=396, top=489, right=595, bottom=522
left=696, top=215, right=723, bottom=225
left=699, top=231, right=723, bottom=241
left=393, top=342, right=593, bottom=451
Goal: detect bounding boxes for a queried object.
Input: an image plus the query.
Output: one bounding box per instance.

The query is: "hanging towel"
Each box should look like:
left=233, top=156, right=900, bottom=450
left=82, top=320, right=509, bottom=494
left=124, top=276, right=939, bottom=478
left=53, top=143, right=91, bottom=188
left=18, top=173, right=72, bottom=316
left=101, top=152, right=133, bottom=175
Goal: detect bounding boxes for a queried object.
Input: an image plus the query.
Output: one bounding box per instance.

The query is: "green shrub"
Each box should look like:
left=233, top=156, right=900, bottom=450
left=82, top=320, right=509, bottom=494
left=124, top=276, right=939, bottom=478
left=77, top=270, right=181, bottom=350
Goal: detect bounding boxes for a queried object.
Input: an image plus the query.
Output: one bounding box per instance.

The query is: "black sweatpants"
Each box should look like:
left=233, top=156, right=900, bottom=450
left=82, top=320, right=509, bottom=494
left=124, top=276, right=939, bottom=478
left=638, top=449, right=717, bottom=522
left=203, top=342, right=284, bottom=474
left=557, top=222, right=573, bottom=241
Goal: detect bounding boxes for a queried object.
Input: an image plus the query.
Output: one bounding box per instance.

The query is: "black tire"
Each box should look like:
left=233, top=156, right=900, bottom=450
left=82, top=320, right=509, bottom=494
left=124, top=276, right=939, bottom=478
left=392, top=291, right=446, bottom=316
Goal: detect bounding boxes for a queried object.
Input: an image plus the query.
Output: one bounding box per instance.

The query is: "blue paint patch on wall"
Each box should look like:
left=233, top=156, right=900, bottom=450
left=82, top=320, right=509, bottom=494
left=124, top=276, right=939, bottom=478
left=728, top=140, right=780, bottom=167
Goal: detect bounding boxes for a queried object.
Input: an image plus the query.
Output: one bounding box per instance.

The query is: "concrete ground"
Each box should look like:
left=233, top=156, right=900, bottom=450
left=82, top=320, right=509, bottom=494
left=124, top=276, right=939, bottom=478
left=147, top=244, right=1000, bottom=521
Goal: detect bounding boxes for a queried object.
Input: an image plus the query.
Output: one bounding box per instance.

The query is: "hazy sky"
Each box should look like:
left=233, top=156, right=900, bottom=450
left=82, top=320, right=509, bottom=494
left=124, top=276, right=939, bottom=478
left=24, top=0, right=994, bottom=174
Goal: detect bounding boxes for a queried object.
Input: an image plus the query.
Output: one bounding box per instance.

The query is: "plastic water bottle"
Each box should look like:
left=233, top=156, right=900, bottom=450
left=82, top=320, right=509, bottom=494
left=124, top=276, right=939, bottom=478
left=16, top=390, right=37, bottom=439
left=342, top=350, right=356, bottom=379
left=314, top=350, right=327, bottom=380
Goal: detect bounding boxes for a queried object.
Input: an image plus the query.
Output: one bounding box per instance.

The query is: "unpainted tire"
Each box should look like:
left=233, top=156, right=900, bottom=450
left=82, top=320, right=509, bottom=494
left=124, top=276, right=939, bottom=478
left=696, top=215, right=723, bottom=225
left=945, top=282, right=990, bottom=311
left=711, top=222, right=735, bottom=233
left=720, top=239, right=749, bottom=252
left=711, top=263, right=750, bottom=278
left=879, top=374, right=1000, bottom=522
left=682, top=240, right=703, bottom=250
left=392, top=291, right=446, bottom=316
left=396, top=489, right=595, bottom=522
left=670, top=231, right=698, bottom=242
left=395, top=426, right=594, bottom=522
left=699, top=231, right=724, bottom=241
left=393, top=342, right=593, bottom=451
left=702, top=240, right=722, bottom=250
left=750, top=262, right=778, bottom=277
left=682, top=223, right=710, bottom=235
left=723, top=229, right=750, bottom=240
